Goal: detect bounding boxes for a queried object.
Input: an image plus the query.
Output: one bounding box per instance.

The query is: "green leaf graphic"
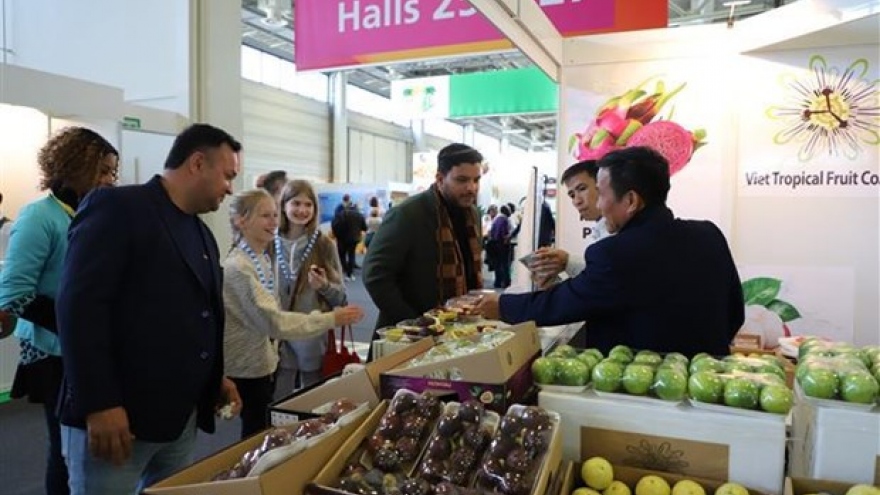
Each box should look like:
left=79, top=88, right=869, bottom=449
left=742, top=277, right=782, bottom=306
left=767, top=299, right=801, bottom=322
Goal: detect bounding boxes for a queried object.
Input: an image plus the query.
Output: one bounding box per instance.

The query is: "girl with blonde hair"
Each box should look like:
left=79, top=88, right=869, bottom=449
left=222, top=189, right=362, bottom=438
left=275, top=180, right=348, bottom=396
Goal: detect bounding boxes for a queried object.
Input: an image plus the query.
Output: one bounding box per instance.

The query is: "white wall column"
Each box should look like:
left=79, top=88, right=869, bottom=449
left=329, top=71, right=349, bottom=183
left=463, top=124, right=476, bottom=146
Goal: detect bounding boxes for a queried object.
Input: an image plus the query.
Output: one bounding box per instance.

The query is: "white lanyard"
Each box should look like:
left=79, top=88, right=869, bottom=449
left=239, top=240, right=275, bottom=292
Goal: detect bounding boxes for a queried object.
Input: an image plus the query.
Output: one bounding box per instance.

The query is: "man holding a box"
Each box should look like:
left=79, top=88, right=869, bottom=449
left=478, top=146, right=744, bottom=357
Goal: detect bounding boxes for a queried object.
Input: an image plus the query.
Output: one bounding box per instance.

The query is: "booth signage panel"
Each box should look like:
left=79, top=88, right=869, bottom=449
left=295, top=0, right=667, bottom=71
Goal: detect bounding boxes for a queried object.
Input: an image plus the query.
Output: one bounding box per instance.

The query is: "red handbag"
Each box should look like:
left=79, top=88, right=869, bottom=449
left=321, top=326, right=361, bottom=378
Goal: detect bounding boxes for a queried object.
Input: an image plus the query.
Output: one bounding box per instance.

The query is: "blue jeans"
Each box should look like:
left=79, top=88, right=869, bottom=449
left=61, top=413, right=196, bottom=495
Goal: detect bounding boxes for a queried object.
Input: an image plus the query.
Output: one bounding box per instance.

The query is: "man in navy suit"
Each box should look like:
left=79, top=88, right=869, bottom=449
left=478, top=146, right=744, bottom=357
left=56, top=124, right=243, bottom=494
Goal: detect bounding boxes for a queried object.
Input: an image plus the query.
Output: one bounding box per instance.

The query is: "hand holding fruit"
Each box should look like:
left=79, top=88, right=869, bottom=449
left=334, top=305, right=365, bottom=326
left=475, top=293, right=501, bottom=320
left=529, top=247, right=569, bottom=279
left=307, top=264, right=329, bottom=291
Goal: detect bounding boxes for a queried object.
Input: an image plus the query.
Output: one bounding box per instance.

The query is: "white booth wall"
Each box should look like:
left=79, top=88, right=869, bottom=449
left=556, top=14, right=880, bottom=346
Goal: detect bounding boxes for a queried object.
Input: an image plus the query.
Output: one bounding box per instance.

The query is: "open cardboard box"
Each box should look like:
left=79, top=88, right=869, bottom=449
left=559, top=461, right=772, bottom=495
left=307, top=399, right=564, bottom=495
left=379, top=322, right=542, bottom=413
left=143, top=413, right=368, bottom=495
left=270, top=338, right=433, bottom=425
left=784, top=477, right=864, bottom=495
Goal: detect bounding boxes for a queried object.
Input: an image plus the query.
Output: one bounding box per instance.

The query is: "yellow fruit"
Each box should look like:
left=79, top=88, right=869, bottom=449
left=672, top=480, right=706, bottom=495
left=845, top=486, right=880, bottom=495
left=581, top=457, right=614, bottom=490
left=574, top=489, right=603, bottom=495
left=714, top=483, right=749, bottom=495
left=635, top=475, right=671, bottom=495
left=604, top=480, right=632, bottom=495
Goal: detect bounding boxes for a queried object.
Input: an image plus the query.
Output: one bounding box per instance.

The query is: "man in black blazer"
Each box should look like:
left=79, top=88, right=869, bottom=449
left=56, top=124, right=243, bottom=493
left=478, top=146, right=744, bottom=357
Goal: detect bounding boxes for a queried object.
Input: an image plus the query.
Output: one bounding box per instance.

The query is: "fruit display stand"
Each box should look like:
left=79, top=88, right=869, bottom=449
left=788, top=399, right=880, bottom=484
left=539, top=390, right=786, bottom=494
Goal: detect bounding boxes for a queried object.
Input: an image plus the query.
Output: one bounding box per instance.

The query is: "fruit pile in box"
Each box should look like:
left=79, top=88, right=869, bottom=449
left=378, top=306, right=502, bottom=342
left=332, top=390, right=558, bottom=495
left=795, top=339, right=880, bottom=405
left=576, top=456, right=755, bottom=495
left=687, top=353, right=793, bottom=415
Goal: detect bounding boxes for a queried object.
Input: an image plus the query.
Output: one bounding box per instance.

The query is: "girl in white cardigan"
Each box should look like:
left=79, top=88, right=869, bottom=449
left=222, top=189, right=363, bottom=439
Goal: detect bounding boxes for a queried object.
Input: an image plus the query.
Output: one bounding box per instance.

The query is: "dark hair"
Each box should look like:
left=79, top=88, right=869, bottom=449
left=38, top=127, right=118, bottom=191
left=507, top=202, right=516, bottom=214
left=342, top=194, right=351, bottom=202
left=437, top=143, right=483, bottom=175
left=261, top=170, right=287, bottom=196
left=561, top=160, right=598, bottom=184
left=369, top=196, right=379, bottom=208
left=164, top=124, right=242, bottom=170
left=500, top=205, right=511, bottom=216
left=597, top=146, right=670, bottom=207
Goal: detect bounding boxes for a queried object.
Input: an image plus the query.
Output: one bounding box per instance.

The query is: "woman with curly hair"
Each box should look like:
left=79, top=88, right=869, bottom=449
left=0, top=126, right=118, bottom=495
left=274, top=180, right=350, bottom=396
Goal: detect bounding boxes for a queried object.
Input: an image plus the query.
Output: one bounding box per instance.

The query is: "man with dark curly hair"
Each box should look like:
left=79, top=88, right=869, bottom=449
left=0, top=126, right=118, bottom=495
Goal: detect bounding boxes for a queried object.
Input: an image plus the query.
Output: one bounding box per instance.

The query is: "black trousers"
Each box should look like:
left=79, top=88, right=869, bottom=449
left=231, top=375, right=275, bottom=439
left=337, top=241, right=357, bottom=277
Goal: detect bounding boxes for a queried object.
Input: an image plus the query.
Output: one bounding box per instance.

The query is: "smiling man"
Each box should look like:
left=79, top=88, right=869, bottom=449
left=363, top=143, right=484, bottom=344
left=477, top=146, right=744, bottom=357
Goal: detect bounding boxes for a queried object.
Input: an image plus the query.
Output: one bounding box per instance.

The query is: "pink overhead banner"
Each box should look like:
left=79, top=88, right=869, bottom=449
left=295, top=0, right=667, bottom=71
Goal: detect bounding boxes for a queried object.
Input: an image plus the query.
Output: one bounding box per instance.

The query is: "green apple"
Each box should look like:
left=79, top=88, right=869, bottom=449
left=688, top=371, right=725, bottom=404
left=689, top=357, right=726, bottom=375
left=714, top=482, right=749, bottom=495
left=610, top=344, right=633, bottom=359
left=671, top=480, right=706, bottom=495
left=552, top=344, right=578, bottom=358
left=800, top=368, right=839, bottom=399
left=725, top=361, right=752, bottom=374
left=583, top=348, right=604, bottom=362
left=531, top=357, right=559, bottom=384
left=657, top=361, right=687, bottom=375
left=622, top=364, right=655, bottom=395
left=652, top=368, right=688, bottom=401
left=592, top=360, right=625, bottom=392
left=759, top=384, right=794, bottom=414
left=578, top=352, right=601, bottom=370
left=724, top=378, right=761, bottom=409
left=609, top=350, right=634, bottom=365
left=558, top=358, right=591, bottom=386
left=840, top=371, right=880, bottom=404
left=691, top=352, right=712, bottom=363
left=756, top=364, right=786, bottom=381
left=664, top=352, right=689, bottom=366
left=634, top=350, right=663, bottom=366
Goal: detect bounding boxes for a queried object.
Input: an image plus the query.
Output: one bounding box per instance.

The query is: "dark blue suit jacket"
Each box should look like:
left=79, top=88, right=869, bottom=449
left=56, top=176, right=225, bottom=442
left=500, top=207, right=744, bottom=357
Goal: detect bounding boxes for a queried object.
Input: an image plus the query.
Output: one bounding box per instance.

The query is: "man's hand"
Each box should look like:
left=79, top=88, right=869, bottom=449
left=218, top=377, right=242, bottom=418
left=86, top=407, right=134, bottom=465
left=476, top=293, right=502, bottom=321
left=528, top=247, right=569, bottom=279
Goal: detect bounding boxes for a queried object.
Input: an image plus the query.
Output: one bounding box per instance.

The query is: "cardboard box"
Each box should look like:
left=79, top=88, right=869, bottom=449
left=539, top=390, right=787, bottom=494
left=270, top=338, right=432, bottom=425
left=144, top=414, right=368, bottom=495
left=308, top=399, right=564, bottom=495
left=789, top=400, right=880, bottom=484
left=379, top=323, right=542, bottom=414
left=784, top=477, right=858, bottom=495
left=558, top=461, right=772, bottom=495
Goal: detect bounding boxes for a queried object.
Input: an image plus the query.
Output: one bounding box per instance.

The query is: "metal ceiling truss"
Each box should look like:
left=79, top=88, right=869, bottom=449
left=241, top=0, right=798, bottom=151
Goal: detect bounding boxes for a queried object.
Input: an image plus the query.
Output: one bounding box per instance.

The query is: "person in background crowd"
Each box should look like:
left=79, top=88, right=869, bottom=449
left=275, top=180, right=351, bottom=397
left=364, top=196, right=383, bottom=249
left=334, top=193, right=352, bottom=217
left=528, top=160, right=609, bottom=286
left=224, top=188, right=363, bottom=438
left=0, top=127, right=118, bottom=495
left=481, top=204, right=498, bottom=273
left=363, top=143, right=484, bottom=345
left=488, top=204, right=512, bottom=289
left=477, top=146, right=744, bottom=357
left=256, top=170, right=288, bottom=203
left=331, top=198, right=366, bottom=281
left=56, top=124, right=244, bottom=494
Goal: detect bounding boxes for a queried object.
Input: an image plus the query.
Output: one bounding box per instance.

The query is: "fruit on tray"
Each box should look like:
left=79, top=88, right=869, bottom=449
left=582, top=456, right=614, bottom=490
left=686, top=353, right=794, bottom=414
left=415, top=400, right=494, bottom=486
left=577, top=457, right=749, bottom=495
left=590, top=351, right=690, bottom=402
left=796, top=339, right=880, bottom=404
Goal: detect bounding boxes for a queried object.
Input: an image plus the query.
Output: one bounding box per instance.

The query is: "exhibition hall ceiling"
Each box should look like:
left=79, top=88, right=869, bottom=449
left=241, top=0, right=800, bottom=150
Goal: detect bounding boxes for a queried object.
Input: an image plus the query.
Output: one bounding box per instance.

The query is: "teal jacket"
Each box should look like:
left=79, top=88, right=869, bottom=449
left=0, top=195, right=72, bottom=356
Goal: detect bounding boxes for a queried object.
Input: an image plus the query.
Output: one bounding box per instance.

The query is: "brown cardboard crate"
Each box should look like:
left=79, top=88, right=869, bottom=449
left=784, top=476, right=863, bottom=495
left=144, top=413, right=368, bottom=495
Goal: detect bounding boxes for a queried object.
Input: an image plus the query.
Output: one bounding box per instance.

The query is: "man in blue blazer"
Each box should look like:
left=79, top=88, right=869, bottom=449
left=56, top=124, right=243, bottom=493
left=478, top=146, right=744, bottom=357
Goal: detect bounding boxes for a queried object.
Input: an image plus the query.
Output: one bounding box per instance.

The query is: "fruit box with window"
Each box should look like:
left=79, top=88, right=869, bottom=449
left=379, top=323, right=543, bottom=414
left=270, top=338, right=433, bottom=425
left=783, top=477, right=876, bottom=495
left=558, top=461, right=771, bottom=495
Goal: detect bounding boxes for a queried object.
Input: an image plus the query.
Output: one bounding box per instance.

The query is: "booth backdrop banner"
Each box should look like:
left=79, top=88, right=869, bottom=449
left=737, top=46, right=880, bottom=198
left=557, top=58, right=732, bottom=259
left=294, top=0, right=667, bottom=71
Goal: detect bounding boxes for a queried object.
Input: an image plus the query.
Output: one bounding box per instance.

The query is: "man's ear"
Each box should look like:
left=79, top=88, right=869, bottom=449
left=625, top=191, right=644, bottom=214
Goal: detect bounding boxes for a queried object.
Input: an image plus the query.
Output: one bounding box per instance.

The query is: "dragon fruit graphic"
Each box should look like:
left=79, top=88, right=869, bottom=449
left=569, top=77, right=707, bottom=175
